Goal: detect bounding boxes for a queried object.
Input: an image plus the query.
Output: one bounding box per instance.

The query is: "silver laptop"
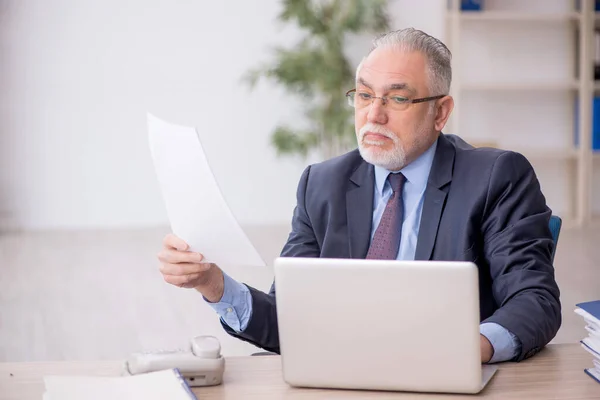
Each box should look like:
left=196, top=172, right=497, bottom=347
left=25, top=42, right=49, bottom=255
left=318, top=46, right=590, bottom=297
left=273, top=257, right=498, bottom=394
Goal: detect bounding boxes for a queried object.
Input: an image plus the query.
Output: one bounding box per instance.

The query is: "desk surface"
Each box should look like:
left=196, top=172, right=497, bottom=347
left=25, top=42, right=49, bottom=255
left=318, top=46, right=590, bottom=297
left=1, top=344, right=598, bottom=399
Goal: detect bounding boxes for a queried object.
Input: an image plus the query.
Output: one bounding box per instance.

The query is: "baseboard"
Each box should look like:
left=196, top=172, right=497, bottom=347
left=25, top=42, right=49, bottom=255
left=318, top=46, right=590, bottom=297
left=0, top=213, right=21, bottom=233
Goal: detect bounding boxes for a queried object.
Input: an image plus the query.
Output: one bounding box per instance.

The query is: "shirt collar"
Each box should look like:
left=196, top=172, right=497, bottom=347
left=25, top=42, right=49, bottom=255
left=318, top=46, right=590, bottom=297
left=374, top=138, right=438, bottom=197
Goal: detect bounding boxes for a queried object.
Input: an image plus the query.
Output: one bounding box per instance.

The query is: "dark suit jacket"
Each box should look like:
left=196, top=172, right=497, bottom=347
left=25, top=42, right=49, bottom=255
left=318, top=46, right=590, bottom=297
left=222, top=133, right=561, bottom=362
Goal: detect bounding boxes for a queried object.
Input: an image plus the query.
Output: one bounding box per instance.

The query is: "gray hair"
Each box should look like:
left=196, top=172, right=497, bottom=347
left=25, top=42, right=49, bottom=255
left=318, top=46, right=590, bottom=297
left=357, top=28, right=452, bottom=96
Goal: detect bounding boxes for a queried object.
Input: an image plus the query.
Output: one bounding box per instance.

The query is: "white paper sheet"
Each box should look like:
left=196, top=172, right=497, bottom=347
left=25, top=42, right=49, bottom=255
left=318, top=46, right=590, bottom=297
left=43, top=369, right=195, bottom=400
left=147, top=113, right=265, bottom=268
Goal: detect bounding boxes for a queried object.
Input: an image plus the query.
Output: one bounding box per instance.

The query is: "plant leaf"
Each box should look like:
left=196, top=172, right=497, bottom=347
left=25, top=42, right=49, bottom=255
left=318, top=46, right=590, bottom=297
left=245, top=0, right=390, bottom=157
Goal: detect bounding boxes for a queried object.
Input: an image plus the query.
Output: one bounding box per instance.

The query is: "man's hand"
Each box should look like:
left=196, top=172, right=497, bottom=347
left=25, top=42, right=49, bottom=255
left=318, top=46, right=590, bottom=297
left=157, top=233, right=224, bottom=303
left=480, top=334, right=494, bottom=363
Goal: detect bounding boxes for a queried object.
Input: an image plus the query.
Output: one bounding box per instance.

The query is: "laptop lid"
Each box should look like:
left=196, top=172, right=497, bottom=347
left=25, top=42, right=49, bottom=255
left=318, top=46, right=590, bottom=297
left=274, top=257, right=498, bottom=394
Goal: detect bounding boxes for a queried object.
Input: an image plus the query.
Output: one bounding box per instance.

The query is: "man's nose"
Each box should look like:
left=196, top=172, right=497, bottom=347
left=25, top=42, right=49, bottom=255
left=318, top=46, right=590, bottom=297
left=366, top=98, right=388, bottom=125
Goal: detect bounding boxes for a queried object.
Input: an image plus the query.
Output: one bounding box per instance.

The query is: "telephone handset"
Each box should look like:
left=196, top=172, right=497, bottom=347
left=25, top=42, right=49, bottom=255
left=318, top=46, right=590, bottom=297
left=123, top=336, right=225, bottom=387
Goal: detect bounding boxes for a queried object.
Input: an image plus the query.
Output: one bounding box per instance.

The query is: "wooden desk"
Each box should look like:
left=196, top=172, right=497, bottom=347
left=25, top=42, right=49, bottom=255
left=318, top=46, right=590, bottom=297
left=1, top=344, right=598, bottom=399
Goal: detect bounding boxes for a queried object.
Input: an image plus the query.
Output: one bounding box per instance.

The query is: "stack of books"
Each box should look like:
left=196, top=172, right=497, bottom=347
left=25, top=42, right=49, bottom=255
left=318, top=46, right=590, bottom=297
left=575, top=300, right=600, bottom=384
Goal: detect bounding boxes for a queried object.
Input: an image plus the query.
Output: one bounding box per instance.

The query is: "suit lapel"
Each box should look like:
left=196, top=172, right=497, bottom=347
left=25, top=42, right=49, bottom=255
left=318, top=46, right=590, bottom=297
left=346, top=161, right=375, bottom=258
left=414, top=135, right=455, bottom=260
left=414, top=186, right=447, bottom=260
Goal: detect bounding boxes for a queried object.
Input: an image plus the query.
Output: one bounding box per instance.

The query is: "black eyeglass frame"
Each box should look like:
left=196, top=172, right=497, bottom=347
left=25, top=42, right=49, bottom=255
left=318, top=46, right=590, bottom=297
left=345, top=89, right=446, bottom=108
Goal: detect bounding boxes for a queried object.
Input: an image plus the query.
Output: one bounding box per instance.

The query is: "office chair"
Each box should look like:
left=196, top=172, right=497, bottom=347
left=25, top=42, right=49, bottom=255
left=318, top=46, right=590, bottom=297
left=548, top=215, right=562, bottom=263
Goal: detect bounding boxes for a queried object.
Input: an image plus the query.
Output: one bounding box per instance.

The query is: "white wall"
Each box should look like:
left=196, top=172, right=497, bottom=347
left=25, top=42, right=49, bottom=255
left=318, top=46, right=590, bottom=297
left=0, top=0, right=445, bottom=231
left=0, top=0, right=303, bottom=230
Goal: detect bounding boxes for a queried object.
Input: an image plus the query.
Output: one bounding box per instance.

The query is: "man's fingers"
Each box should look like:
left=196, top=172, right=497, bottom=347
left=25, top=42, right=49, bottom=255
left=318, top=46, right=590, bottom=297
left=159, top=262, right=211, bottom=276
left=158, top=248, right=204, bottom=264
left=163, top=273, right=202, bottom=288
left=163, top=234, right=189, bottom=251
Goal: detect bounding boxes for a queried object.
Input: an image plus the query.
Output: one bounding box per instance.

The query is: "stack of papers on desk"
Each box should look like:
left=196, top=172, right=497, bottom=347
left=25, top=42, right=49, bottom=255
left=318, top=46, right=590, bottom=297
left=43, top=368, right=197, bottom=400
left=575, top=300, right=600, bottom=384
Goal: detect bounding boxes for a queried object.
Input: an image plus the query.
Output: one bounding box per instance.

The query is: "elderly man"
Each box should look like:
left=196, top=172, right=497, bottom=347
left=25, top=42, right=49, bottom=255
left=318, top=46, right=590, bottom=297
left=157, top=28, right=561, bottom=364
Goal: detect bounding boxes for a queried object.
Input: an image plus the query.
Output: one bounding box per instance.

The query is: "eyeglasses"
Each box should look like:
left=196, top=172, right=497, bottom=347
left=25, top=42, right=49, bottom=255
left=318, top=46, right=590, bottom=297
left=345, top=89, right=445, bottom=111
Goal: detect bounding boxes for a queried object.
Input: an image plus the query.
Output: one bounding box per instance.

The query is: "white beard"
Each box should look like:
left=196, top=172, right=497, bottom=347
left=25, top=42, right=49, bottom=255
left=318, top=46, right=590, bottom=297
left=357, top=116, right=433, bottom=171
left=357, top=123, right=406, bottom=170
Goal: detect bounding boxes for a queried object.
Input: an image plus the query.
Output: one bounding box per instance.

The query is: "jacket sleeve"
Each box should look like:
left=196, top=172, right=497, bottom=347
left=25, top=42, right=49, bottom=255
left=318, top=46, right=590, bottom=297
left=220, top=165, right=321, bottom=352
left=480, top=151, right=561, bottom=361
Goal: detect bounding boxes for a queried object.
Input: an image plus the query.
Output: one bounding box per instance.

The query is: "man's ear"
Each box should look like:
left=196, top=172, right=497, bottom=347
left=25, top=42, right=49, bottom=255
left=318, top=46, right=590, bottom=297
left=434, top=96, right=454, bottom=132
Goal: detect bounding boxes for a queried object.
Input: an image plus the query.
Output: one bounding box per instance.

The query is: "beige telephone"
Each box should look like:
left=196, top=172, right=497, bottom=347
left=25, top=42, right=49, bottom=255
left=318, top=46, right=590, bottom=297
left=123, top=336, right=225, bottom=387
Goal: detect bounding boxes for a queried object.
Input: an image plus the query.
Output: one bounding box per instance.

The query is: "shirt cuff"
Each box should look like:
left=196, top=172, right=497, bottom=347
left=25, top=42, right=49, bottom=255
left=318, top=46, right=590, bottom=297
left=204, top=272, right=252, bottom=332
left=480, top=322, right=521, bottom=363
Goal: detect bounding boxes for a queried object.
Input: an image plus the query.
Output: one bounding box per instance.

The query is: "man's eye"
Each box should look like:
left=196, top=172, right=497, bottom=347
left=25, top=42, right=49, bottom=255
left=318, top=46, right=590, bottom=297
left=391, top=96, right=409, bottom=104
left=358, top=92, right=373, bottom=100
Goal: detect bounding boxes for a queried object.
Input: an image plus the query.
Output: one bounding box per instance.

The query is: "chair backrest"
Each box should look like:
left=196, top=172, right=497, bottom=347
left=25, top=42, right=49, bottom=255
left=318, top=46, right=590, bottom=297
left=549, top=215, right=562, bottom=263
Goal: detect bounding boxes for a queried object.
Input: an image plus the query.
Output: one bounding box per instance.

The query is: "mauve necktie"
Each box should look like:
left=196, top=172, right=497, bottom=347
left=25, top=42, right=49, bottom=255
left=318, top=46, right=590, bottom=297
left=366, top=172, right=406, bottom=260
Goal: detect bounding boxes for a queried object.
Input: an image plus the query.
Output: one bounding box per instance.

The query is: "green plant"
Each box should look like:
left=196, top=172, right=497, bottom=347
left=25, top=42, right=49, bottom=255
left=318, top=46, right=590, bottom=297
left=243, top=0, right=390, bottom=159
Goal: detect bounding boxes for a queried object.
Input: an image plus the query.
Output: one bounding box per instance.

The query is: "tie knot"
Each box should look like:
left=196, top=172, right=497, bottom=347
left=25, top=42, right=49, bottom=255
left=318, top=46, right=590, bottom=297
left=387, top=173, right=405, bottom=194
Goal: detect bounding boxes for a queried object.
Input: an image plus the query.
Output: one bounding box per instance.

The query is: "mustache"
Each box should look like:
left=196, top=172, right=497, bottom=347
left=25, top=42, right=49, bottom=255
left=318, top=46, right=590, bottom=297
left=359, top=123, right=397, bottom=141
